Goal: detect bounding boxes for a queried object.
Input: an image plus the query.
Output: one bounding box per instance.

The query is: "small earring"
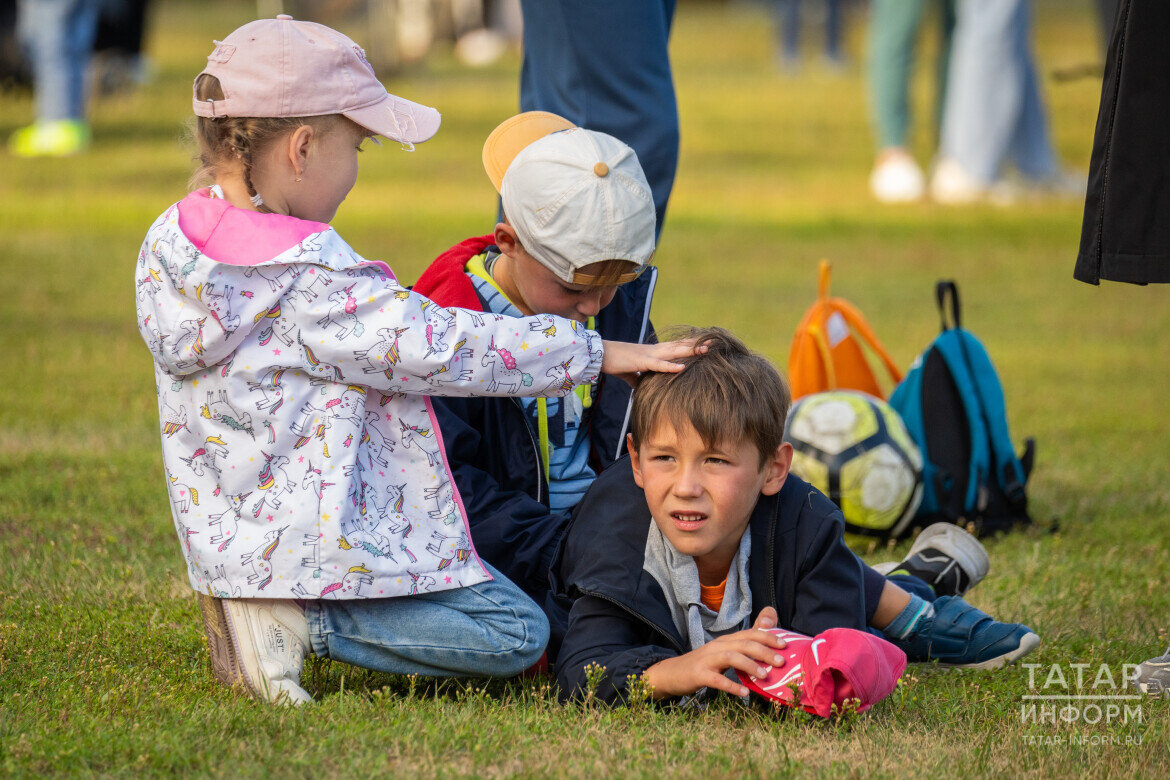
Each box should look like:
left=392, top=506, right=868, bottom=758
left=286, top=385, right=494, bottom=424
left=295, top=176, right=302, bottom=182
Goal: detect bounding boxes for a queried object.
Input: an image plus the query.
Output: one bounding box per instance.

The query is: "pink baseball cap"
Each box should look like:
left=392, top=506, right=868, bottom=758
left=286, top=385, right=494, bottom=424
left=738, top=627, right=906, bottom=718
left=192, top=15, right=440, bottom=145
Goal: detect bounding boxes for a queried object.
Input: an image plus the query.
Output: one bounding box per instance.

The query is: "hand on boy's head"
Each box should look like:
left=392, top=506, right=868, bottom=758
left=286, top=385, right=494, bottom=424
left=600, top=338, right=708, bottom=387
left=642, top=616, right=788, bottom=700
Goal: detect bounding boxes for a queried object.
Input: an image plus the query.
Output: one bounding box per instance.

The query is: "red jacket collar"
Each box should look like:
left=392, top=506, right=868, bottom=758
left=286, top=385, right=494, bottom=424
left=413, top=234, right=495, bottom=311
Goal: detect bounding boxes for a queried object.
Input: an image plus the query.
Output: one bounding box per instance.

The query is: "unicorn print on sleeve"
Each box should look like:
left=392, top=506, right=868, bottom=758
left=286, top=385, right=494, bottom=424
left=135, top=186, right=609, bottom=601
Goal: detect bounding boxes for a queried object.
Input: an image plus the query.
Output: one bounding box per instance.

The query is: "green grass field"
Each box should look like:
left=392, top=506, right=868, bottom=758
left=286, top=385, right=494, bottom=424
left=2, top=0, right=1168, bottom=775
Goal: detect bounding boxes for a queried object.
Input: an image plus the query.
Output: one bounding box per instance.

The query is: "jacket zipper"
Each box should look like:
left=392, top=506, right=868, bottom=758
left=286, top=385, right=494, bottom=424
left=578, top=496, right=780, bottom=652
left=612, top=268, right=659, bottom=462
left=766, top=496, right=778, bottom=611
left=577, top=588, right=687, bottom=655
left=511, top=396, right=545, bottom=505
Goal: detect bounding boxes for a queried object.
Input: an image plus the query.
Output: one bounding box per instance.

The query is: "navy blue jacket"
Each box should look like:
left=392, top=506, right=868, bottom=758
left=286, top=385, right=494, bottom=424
left=421, top=245, right=659, bottom=659
left=552, top=458, right=867, bottom=704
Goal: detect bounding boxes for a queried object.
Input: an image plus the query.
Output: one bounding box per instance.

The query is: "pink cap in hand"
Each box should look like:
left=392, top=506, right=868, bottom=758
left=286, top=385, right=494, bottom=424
left=738, top=627, right=906, bottom=718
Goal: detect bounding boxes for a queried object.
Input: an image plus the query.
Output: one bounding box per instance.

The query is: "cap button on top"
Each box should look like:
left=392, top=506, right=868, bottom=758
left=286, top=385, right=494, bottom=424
left=593, top=162, right=609, bottom=177
left=276, top=13, right=293, bottom=20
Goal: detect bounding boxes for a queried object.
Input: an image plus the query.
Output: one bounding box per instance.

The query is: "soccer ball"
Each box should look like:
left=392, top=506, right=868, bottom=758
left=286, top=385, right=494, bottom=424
left=784, top=390, right=923, bottom=543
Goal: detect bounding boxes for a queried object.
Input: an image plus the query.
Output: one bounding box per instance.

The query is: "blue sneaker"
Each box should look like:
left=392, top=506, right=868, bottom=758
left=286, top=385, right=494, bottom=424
left=896, top=595, right=1041, bottom=669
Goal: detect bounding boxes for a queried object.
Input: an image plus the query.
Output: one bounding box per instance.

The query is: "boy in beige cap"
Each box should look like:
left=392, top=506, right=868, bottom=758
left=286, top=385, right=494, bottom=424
left=415, top=112, right=661, bottom=664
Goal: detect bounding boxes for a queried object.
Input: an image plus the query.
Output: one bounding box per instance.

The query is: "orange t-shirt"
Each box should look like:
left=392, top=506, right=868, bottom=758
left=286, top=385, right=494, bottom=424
left=699, top=576, right=727, bottom=613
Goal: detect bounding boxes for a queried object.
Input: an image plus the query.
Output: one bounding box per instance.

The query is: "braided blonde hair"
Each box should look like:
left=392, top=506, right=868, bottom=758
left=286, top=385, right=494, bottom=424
left=189, top=74, right=342, bottom=204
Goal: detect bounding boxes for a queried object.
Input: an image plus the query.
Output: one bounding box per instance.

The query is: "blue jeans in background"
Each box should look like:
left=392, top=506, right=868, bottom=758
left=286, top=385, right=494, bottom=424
left=306, top=561, right=550, bottom=677
left=938, top=0, right=1057, bottom=185
left=17, top=0, right=100, bottom=121
left=774, top=0, right=845, bottom=64
left=518, top=0, right=679, bottom=239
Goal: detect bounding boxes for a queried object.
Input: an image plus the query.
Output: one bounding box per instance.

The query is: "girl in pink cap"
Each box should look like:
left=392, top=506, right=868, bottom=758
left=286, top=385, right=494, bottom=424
left=135, top=15, right=699, bottom=705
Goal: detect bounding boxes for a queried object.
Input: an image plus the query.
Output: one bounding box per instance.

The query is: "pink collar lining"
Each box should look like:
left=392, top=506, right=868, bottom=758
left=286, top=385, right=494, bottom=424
left=176, top=188, right=332, bottom=266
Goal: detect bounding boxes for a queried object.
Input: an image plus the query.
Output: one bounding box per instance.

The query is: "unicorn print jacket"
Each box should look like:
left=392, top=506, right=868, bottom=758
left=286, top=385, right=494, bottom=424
left=135, top=188, right=603, bottom=600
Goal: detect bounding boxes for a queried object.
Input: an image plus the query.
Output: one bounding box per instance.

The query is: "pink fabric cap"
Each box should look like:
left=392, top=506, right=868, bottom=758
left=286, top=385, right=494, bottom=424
left=192, top=15, right=440, bottom=144
left=738, top=627, right=906, bottom=718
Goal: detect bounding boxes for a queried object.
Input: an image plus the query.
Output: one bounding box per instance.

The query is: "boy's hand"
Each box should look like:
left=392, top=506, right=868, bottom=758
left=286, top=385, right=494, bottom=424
left=600, top=339, right=707, bottom=387
left=643, top=608, right=785, bottom=699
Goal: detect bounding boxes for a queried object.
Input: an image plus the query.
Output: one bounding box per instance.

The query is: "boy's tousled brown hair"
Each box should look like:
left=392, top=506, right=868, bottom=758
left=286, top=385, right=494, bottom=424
left=189, top=74, right=344, bottom=198
left=629, top=326, right=791, bottom=466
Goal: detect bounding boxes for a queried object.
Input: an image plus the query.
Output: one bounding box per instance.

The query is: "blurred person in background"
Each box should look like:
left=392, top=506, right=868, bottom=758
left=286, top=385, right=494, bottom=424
left=1095, top=0, right=1118, bottom=48
left=91, top=0, right=151, bottom=95
left=517, top=0, right=677, bottom=239
left=771, top=0, right=849, bottom=72
left=1075, top=0, right=1169, bottom=694
left=452, top=0, right=521, bottom=68
left=866, top=0, right=954, bottom=202
left=1, top=0, right=32, bottom=88
left=929, top=0, right=1080, bottom=204
left=8, top=0, right=100, bottom=156
left=1077, top=0, right=1169, bottom=286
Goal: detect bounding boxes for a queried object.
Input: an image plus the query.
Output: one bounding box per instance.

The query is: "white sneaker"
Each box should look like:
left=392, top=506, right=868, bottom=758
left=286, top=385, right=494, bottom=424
left=454, top=28, right=508, bottom=68
left=893, top=522, right=991, bottom=597
left=198, top=593, right=313, bottom=705
left=929, top=157, right=991, bottom=205
left=870, top=148, right=925, bottom=203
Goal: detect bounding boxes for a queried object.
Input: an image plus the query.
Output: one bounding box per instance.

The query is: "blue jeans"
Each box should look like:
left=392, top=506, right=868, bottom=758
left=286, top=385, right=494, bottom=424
left=17, top=0, right=100, bottom=122
left=518, top=0, right=678, bottom=239
left=938, top=0, right=1057, bottom=184
left=305, top=561, right=550, bottom=677
left=774, top=0, right=844, bottom=63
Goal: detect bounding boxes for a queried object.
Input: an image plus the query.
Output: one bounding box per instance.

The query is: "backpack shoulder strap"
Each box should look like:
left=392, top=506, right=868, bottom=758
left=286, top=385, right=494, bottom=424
left=831, top=299, right=904, bottom=385
left=952, top=329, right=1030, bottom=508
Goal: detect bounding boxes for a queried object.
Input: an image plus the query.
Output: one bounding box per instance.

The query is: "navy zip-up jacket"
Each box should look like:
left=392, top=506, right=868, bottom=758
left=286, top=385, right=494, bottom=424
left=552, top=458, right=867, bottom=704
left=415, top=238, right=659, bottom=659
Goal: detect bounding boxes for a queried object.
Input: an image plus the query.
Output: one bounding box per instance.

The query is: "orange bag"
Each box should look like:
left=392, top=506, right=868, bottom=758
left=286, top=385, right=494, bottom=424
left=788, top=260, right=902, bottom=400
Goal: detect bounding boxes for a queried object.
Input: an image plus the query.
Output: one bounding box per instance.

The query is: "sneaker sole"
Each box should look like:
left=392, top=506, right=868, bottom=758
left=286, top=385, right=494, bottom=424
left=941, top=631, right=1041, bottom=670
left=197, top=592, right=257, bottom=695
left=909, top=523, right=991, bottom=595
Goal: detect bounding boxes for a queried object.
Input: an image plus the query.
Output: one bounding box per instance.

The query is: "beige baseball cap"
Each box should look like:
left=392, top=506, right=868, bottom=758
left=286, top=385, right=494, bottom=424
left=482, top=112, right=656, bottom=285
left=193, top=15, right=440, bottom=145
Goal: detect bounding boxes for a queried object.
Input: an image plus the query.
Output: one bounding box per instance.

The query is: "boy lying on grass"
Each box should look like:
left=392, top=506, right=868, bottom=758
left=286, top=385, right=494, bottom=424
left=554, top=328, right=1040, bottom=704
left=417, top=112, right=1039, bottom=679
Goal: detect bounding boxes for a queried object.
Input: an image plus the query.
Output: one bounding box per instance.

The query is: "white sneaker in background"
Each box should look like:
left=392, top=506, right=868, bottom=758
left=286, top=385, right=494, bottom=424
left=929, top=157, right=990, bottom=205
left=455, top=28, right=508, bottom=68
left=869, top=147, right=926, bottom=203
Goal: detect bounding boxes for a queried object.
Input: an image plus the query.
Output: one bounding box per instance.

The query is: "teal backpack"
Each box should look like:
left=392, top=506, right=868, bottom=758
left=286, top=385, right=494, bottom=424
left=889, top=281, right=1035, bottom=536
